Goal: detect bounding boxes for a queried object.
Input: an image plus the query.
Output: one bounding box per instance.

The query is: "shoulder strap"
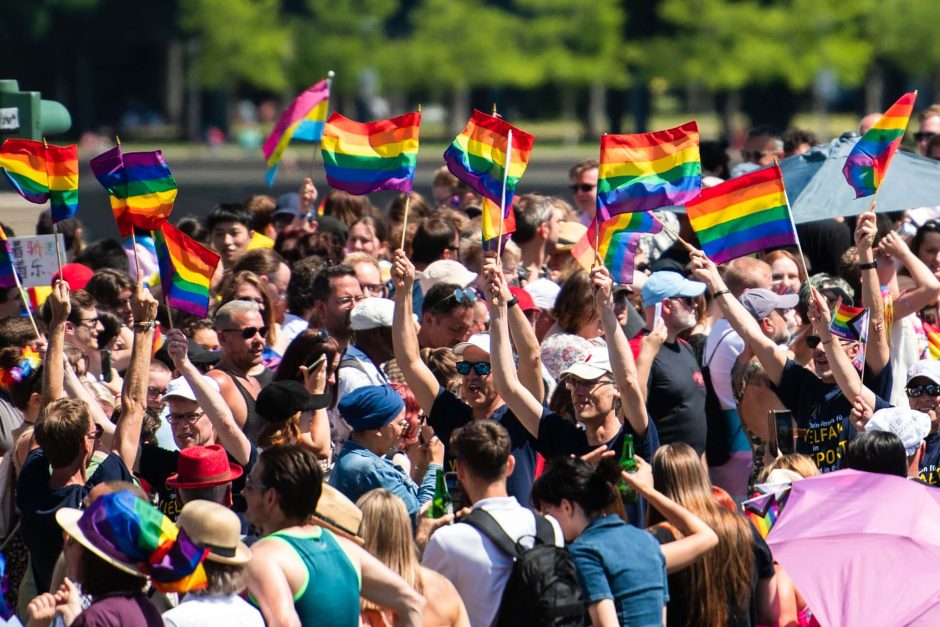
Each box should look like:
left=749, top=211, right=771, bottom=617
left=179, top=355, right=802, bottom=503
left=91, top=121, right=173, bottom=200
left=533, top=514, right=555, bottom=546
left=461, top=508, right=521, bottom=559
left=704, top=328, right=735, bottom=368
left=338, top=357, right=370, bottom=375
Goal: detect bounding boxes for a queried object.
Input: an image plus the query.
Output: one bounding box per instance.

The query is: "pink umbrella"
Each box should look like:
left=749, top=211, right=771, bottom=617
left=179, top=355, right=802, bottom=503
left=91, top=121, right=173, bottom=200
left=767, top=469, right=940, bottom=626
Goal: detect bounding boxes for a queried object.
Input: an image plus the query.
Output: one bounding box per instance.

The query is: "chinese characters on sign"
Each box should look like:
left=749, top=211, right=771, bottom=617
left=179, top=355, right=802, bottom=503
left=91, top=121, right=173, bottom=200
left=9, top=234, right=65, bottom=288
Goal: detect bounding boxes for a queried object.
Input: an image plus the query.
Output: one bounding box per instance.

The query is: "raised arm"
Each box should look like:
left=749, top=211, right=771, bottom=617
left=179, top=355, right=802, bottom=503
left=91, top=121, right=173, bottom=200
left=166, top=328, right=251, bottom=465
left=503, top=285, right=545, bottom=403
left=806, top=287, right=878, bottom=410
left=592, top=266, right=648, bottom=436
left=484, top=260, right=544, bottom=438
left=41, top=280, right=70, bottom=406
left=391, top=250, right=441, bottom=414
left=854, top=212, right=889, bottom=373
left=689, top=250, right=788, bottom=385
left=111, top=283, right=157, bottom=469
left=879, top=231, right=940, bottom=319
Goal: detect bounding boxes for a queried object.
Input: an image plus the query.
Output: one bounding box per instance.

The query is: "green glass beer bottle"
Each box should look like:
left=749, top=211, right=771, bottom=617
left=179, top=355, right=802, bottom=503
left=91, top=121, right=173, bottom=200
left=618, top=433, right=638, bottom=504
left=430, top=470, right=452, bottom=518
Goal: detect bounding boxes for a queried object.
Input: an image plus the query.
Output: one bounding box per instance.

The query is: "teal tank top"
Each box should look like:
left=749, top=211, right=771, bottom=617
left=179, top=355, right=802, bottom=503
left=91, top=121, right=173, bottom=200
left=269, top=527, right=362, bottom=626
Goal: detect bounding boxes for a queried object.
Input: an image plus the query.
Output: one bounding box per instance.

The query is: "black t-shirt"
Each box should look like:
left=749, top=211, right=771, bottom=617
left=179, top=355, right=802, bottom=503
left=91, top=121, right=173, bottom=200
left=919, top=431, right=940, bottom=486
left=428, top=388, right=538, bottom=506
left=17, top=449, right=133, bottom=593
left=771, top=359, right=893, bottom=473
left=138, top=443, right=258, bottom=520
left=537, top=407, right=660, bottom=526
left=632, top=337, right=707, bottom=454
left=650, top=520, right=774, bottom=627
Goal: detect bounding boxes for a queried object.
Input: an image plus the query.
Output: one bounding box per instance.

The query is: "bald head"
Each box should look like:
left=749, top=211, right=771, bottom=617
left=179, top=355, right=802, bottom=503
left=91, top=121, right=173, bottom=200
left=723, top=257, right=772, bottom=297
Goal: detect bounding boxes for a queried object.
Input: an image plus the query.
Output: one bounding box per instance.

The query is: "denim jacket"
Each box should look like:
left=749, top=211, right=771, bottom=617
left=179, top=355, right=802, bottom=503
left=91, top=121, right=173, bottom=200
left=328, top=439, right=440, bottom=518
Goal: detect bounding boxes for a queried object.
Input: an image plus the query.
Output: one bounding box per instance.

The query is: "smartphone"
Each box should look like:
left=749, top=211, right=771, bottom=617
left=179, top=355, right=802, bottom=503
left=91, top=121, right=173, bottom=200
left=770, top=410, right=795, bottom=455
left=653, top=302, right=663, bottom=329
left=307, top=354, right=327, bottom=370
left=100, top=350, right=113, bottom=383
left=445, top=471, right=468, bottom=512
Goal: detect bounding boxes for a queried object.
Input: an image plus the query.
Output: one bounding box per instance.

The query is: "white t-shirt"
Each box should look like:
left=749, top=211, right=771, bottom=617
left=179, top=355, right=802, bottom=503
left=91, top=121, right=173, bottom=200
left=280, top=312, right=311, bottom=347
left=422, top=496, right=564, bottom=627
left=162, top=594, right=265, bottom=627
left=704, top=318, right=746, bottom=410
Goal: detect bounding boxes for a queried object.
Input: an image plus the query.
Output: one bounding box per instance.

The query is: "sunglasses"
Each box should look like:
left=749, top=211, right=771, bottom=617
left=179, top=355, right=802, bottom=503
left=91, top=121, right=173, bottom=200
left=569, top=183, right=596, bottom=193
left=914, top=132, right=935, bottom=143
left=740, top=149, right=775, bottom=162
left=906, top=383, right=940, bottom=398
left=456, top=361, right=492, bottom=376
left=433, top=288, right=478, bottom=311
left=221, top=326, right=268, bottom=340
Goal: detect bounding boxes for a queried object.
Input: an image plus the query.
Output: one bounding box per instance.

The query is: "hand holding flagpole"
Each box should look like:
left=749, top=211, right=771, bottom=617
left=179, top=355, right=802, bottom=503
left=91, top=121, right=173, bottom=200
left=496, top=128, right=513, bottom=264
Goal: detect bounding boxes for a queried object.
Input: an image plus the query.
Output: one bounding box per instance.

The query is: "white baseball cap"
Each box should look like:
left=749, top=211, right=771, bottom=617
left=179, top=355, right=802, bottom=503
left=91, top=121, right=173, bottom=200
left=524, top=278, right=561, bottom=311
left=164, top=375, right=220, bottom=403
left=350, top=297, right=395, bottom=331
left=865, top=407, right=931, bottom=457
left=417, top=260, right=477, bottom=294
left=907, top=359, right=940, bottom=385
left=559, top=345, right=613, bottom=381
left=453, top=333, right=491, bottom=357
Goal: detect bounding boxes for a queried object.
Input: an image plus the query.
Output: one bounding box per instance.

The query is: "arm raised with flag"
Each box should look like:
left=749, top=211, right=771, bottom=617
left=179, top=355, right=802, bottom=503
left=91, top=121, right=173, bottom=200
left=854, top=212, right=889, bottom=375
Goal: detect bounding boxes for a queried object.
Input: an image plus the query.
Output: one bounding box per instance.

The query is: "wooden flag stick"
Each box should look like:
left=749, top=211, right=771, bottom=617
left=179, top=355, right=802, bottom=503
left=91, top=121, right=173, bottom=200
left=496, top=128, right=513, bottom=264
left=11, top=268, right=40, bottom=341
left=590, top=217, right=601, bottom=270
left=400, top=194, right=412, bottom=251
left=649, top=211, right=695, bottom=253
left=130, top=230, right=143, bottom=283
left=310, top=70, right=335, bottom=180
left=42, top=137, right=66, bottom=277
left=775, top=158, right=811, bottom=278
left=166, top=304, right=175, bottom=330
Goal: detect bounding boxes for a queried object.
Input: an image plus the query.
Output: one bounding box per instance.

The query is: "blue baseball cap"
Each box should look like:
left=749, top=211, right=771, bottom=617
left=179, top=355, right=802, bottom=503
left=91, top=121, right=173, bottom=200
left=641, top=271, right=706, bottom=307
left=272, top=192, right=301, bottom=218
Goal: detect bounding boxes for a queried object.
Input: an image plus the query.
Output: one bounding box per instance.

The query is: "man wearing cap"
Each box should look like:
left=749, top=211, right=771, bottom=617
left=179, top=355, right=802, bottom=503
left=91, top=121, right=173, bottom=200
left=310, top=264, right=363, bottom=351
left=393, top=252, right=544, bottom=504
left=902, top=360, right=940, bottom=485
left=691, top=249, right=893, bottom=474
left=137, top=328, right=254, bottom=519
left=335, top=298, right=397, bottom=413
left=509, top=194, right=561, bottom=285
left=163, top=500, right=264, bottom=626
left=863, top=407, right=931, bottom=478
left=630, top=270, right=708, bottom=455
left=329, top=385, right=443, bottom=518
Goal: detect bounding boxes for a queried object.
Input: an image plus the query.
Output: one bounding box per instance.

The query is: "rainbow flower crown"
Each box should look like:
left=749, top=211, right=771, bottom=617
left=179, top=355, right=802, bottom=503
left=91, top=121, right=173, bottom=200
left=0, top=346, right=40, bottom=390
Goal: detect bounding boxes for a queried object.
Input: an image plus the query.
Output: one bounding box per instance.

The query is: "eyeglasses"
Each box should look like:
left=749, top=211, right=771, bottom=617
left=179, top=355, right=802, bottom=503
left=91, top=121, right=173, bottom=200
left=673, top=296, right=696, bottom=308
left=565, top=378, right=615, bottom=392
left=569, top=183, right=596, bottom=193
left=167, top=410, right=206, bottom=424
left=915, top=132, right=936, bottom=143
left=335, top=295, right=365, bottom=307
left=85, top=424, right=103, bottom=441
left=220, top=326, right=268, bottom=340
left=76, top=318, right=99, bottom=331
left=360, top=283, right=385, bottom=297
left=740, top=150, right=775, bottom=162
left=906, top=383, right=940, bottom=398
left=243, top=476, right=268, bottom=491
left=147, top=386, right=167, bottom=398
left=456, top=361, right=492, bottom=376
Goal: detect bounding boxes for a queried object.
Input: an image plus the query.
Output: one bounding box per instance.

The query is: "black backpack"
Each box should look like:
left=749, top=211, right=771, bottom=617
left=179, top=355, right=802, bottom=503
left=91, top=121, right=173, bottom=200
left=462, top=508, right=586, bottom=627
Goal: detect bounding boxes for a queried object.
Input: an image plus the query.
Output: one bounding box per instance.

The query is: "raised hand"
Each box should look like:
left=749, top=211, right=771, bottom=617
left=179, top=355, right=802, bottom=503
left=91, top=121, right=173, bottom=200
left=165, top=328, right=190, bottom=369
left=49, top=279, right=71, bottom=324
left=688, top=249, right=722, bottom=292
left=877, top=230, right=911, bottom=260
left=299, top=177, right=318, bottom=215
left=854, top=211, right=877, bottom=252
left=392, top=249, right=415, bottom=290
left=806, top=286, right=833, bottom=333
left=591, top=265, right=613, bottom=309
left=130, top=281, right=158, bottom=324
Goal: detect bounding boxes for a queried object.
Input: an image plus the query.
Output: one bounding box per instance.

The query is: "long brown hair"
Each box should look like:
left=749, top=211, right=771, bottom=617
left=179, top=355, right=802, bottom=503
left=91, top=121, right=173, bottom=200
left=257, top=411, right=302, bottom=449
left=649, top=443, right=754, bottom=626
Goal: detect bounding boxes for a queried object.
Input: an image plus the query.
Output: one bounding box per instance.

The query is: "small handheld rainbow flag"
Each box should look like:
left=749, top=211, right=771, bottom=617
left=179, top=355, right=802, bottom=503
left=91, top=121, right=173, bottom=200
left=843, top=92, right=917, bottom=198
left=90, top=146, right=178, bottom=237
left=0, top=226, right=16, bottom=289
left=321, top=111, right=420, bottom=195
left=481, top=197, right=515, bottom=251
left=153, top=222, right=220, bottom=318
left=263, top=79, right=331, bottom=186
left=0, top=139, right=79, bottom=222
left=596, top=122, right=701, bottom=221
left=686, top=163, right=797, bottom=264
left=572, top=212, right=662, bottom=283
left=829, top=302, right=870, bottom=343
left=742, top=486, right=791, bottom=539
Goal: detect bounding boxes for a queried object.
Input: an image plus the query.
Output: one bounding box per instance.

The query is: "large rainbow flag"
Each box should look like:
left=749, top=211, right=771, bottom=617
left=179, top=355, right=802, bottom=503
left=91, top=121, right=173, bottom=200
left=596, top=122, right=701, bottom=221
left=321, top=111, right=420, bottom=195
left=0, top=139, right=79, bottom=222
left=445, top=110, right=534, bottom=244
left=90, top=146, right=178, bottom=237
left=572, top=212, right=662, bottom=283
left=263, top=79, right=331, bottom=186
left=153, top=222, right=219, bottom=318
left=686, top=164, right=797, bottom=264
left=843, top=92, right=917, bottom=198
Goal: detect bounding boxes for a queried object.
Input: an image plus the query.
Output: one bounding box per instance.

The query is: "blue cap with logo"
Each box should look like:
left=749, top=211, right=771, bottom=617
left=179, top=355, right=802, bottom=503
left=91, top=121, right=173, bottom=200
left=641, top=271, right=706, bottom=307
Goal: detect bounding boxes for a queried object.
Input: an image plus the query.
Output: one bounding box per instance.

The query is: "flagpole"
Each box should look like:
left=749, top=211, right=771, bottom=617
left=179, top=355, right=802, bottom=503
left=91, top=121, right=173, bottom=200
left=775, top=159, right=810, bottom=278
left=165, top=304, right=174, bottom=330
left=11, top=268, right=40, bottom=341
left=310, top=70, right=335, bottom=180
left=649, top=211, right=695, bottom=253
left=43, top=138, right=65, bottom=278
left=399, top=103, right=420, bottom=252
left=590, top=217, right=601, bottom=270
left=496, top=128, right=513, bottom=264
left=114, top=135, right=143, bottom=282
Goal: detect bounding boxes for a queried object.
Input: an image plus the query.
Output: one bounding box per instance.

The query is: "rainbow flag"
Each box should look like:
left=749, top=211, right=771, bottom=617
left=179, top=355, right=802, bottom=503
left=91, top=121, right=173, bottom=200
left=829, top=302, right=870, bottom=343
left=0, top=139, right=79, bottom=222
left=843, top=92, right=917, bottom=198
left=923, top=321, right=940, bottom=360
left=481, top=197, right=516, bottom=248
left=153, top=222, right=220, bottom=318
left=596, top=121, right=701, bottom=221
left=742, top=487, right=790, bottom=539
left=90, top=146, right=178, bottom=237
left=321, top=111, right=420, bottom=195
left=572, top=211, right=662, bottom=283
left=686, top=164, right=796, bottom=264
left=263, top=79, right=331, bottom=186
left=0, top=226, right=16, bottom=289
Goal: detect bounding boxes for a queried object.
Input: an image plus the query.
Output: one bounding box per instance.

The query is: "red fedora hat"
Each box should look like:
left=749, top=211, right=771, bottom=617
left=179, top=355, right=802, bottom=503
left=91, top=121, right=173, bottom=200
left=166, top=445, right=242, bottom=490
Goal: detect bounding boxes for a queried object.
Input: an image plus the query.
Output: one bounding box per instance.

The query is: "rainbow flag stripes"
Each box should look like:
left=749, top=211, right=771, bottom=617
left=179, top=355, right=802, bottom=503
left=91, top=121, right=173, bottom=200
left=843, top=92, right=916, bottom=198
left=0, top=139, right=79, bottom=222
left=444, top=110, right=535, bottom=208
left=321, top=111, right=420, bottom=195
left=0, top=226, right=16, bottom=289
left=263, top=79, right=330, bottom=186
left=829, top=302, right=870, bottom=343
left=481, top=197, right=516, bottom=250
left=686, top=164, right=797, bottom=265
left=153, top=222, right=220, bottom=318
left=91, top=146, right=178, bottom=237
left=572, top=212, right=662, bottom=283
left=596, top=121, right=701, bottom=221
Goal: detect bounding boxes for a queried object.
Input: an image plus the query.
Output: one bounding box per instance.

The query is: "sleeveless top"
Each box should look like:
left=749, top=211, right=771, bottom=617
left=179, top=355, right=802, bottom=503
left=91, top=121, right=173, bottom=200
left=215, top=365, right=272, bottom=444
left=266, top=527, right=361, bottom=626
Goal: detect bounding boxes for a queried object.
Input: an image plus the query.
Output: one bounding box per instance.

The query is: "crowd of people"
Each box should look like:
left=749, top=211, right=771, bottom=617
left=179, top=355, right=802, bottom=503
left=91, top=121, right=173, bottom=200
left=0, top=108, right=939, bottom=627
